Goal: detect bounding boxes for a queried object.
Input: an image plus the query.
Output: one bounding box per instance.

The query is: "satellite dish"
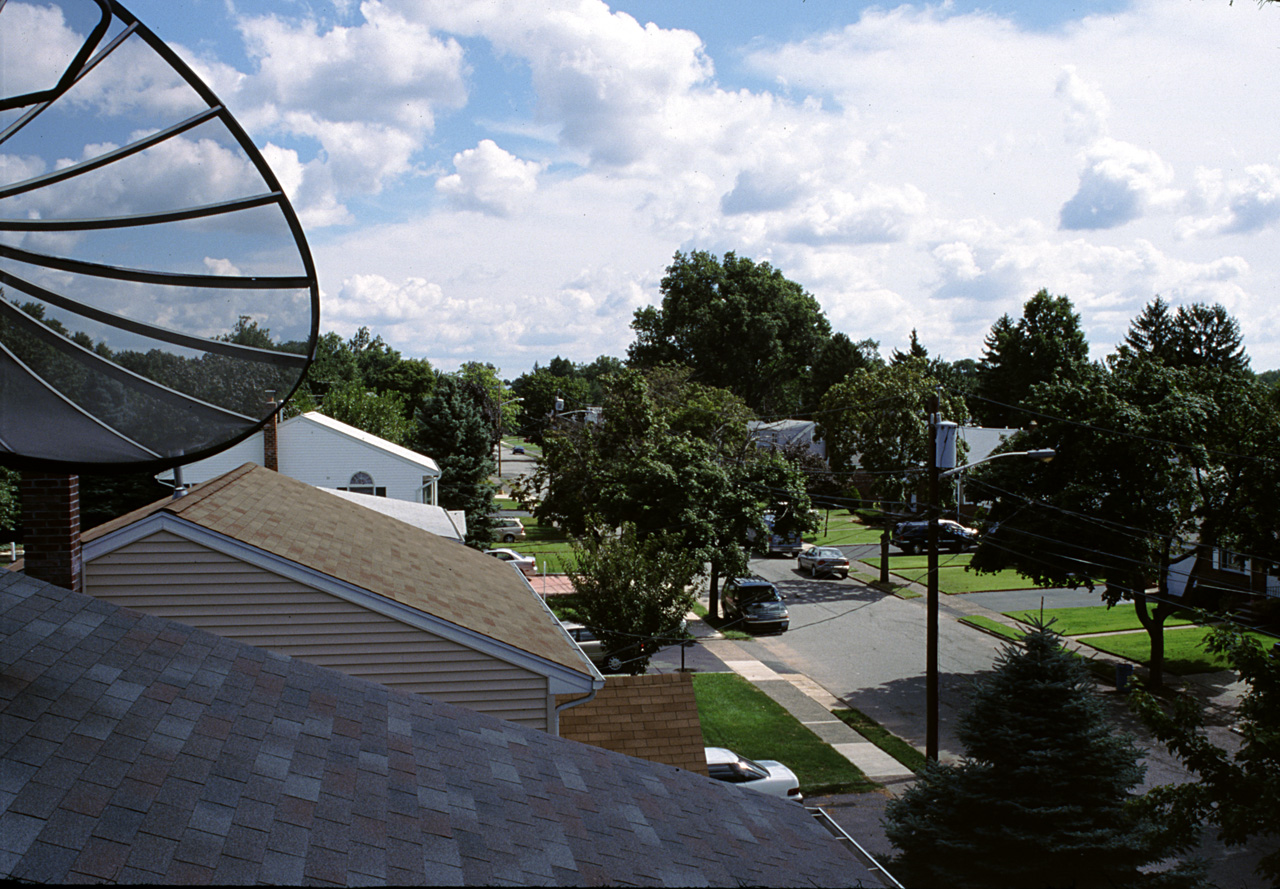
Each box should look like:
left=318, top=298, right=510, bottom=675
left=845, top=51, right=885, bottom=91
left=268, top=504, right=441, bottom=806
left=0, top=0, right=320, bottom=473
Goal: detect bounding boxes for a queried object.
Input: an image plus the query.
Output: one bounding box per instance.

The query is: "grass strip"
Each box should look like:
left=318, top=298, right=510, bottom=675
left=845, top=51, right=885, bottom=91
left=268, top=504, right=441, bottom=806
left=690, top=601, right=753, bottom=641
left=960, top=615, right=1027, bottom=642
left=832, top=707, right=926, bottom=774
left=692, top=673, right=876, bottom=795
left=1003, top=603, right=1196, bottom=637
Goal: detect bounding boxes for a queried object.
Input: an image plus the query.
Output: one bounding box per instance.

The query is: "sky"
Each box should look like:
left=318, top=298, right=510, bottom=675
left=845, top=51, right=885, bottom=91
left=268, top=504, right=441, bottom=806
left=112, top=0, right=1280, bottom=376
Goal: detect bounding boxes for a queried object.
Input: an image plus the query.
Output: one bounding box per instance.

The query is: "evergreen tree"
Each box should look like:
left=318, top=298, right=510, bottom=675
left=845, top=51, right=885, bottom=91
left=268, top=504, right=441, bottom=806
left=976, top=290, right=1089, bottom=426
left=885, top=624, right=1181, bottom=888
left=413, top=374, right=497, bottom=546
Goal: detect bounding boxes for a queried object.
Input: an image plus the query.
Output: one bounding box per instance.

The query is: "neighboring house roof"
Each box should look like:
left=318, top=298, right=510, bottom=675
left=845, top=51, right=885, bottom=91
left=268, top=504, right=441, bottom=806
left=748, top=419, right=823, bottom=450
left=0, top=570, right=869, bottom=886
left=957, top=426, right=1019, bottom=466
left=158, top=411, right=439, bottom=484
left=558, top=673, right=707, bottom=775
left=80, top=463, right=590, bottom=685
left=293, top=411, right=440, bottom=474
left=320, top=488, right=466, bottom=541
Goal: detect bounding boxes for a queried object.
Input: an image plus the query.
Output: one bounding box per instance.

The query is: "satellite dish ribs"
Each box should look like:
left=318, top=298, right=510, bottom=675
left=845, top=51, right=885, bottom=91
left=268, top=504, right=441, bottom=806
left=0, top=0, right=320, bottom=472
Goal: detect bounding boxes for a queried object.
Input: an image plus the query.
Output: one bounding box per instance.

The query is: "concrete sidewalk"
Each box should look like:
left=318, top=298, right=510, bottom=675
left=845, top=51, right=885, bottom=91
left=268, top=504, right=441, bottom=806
left=700, top=634, right=918, bottom=789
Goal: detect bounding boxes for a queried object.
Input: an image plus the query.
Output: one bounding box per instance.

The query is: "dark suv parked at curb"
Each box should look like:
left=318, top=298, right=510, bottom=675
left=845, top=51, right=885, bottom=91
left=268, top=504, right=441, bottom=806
left=891, top=519, right=979, bottom=555
left=721, top=577, right=789, bottom=634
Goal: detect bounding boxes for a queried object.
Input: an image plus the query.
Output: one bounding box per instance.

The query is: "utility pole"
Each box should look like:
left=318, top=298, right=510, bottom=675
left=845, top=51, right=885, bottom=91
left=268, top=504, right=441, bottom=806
left=926, top=394, right=940, bottom=762
left=926, top=395, right=958, bottom=763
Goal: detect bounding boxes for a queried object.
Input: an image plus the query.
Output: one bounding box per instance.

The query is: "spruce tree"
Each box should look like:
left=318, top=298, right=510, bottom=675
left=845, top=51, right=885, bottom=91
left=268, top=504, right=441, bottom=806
left=885, top=624, right=1178, bottom=888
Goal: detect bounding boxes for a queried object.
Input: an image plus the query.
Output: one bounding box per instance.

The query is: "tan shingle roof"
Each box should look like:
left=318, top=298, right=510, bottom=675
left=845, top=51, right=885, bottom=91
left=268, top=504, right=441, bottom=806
left=82, top=463, right=588, bottom=676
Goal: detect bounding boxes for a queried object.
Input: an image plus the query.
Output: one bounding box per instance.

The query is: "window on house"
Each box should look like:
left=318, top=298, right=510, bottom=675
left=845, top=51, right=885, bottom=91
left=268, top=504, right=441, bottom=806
left=1213, top=548, right=1249, bottom=574
left=341, top=471, right=381, bottom=496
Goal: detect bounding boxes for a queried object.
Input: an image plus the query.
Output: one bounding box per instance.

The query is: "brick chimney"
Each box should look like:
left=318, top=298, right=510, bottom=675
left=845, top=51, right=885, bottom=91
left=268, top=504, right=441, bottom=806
left=263, top=394, right=279, bottom=471
left=19, top=473, right=82, bottom=592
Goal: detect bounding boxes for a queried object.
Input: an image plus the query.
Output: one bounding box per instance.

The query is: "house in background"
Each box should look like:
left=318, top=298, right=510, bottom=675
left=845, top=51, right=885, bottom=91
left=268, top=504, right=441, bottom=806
left=0, top=570, right=874, bottom=886
left=159, top=410, right=442, bottom=505
left=72, top=463, right=600, bottom=733
left=1166, top=545, right=1280, bottom=610
left=749, top=419, right=825, bottom=459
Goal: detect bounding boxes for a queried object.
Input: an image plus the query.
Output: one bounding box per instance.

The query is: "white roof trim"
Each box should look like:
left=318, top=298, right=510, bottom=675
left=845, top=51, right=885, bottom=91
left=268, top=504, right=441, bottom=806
left=286, top=412, right=440, bottom=476
left=83, top=513, right=595, bottom=692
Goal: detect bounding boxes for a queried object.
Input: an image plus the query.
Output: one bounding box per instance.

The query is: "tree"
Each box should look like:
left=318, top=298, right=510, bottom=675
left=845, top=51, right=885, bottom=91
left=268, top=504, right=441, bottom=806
left=1130, top=624, right=1280, bottom=885
left=1, top=467, right=21, bottom=541
left=628, top=250, right=832, bottom=415
left=816, top=359, right=968, bottom=510
left=567, top=524, right=700, bottom=674
left=976, top=290, right=1089, bottom=426
left=319, top=379, right=413, bottom=446
left=1120, top=297, right=1249, bottom=374
left=885, top=624, right=1183, bottom=888
left=509, top=365, right=590, bottom=441
left=413, top=374, right=497, bottom=546
left=526, top=368, right=816, bottom=618
left=803, top=332, right=881, bottom=411
left=969, top=340, right=1272, bottom=686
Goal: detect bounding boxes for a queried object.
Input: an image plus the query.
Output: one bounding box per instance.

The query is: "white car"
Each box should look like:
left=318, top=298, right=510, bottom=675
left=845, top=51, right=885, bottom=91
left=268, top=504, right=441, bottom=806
left=705, top=747, right=803, bottom=802
left=485, top=548, right=536, bottom=576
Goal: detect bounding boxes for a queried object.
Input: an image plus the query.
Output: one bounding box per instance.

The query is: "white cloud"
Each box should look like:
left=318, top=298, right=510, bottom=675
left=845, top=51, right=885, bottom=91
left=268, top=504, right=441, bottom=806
left=111, top=0, right=1280, bottom=372
left=1059, top=137, right=1179, bottom=230
left=401, top=0, right=714, bottom=167
left=436, top=140, right=543, bottom=216
left=1056, top=66, right=1110, bottom=146
left=1179, top=162, right=1280, bottom=238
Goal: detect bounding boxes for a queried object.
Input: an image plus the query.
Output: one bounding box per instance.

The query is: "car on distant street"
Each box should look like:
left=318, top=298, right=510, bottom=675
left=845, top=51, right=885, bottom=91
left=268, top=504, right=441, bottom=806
left=561, top=621, right=626, bottom=673
left=493, top=517, right=525, bottom=543
left=721, top=576, right=789, bottom=633
left=485, top=548, right=536, bottom=576
left=797, top=546, right=850, bottom=579
left=891, top=519, right=979, bottom=555
left=705, top=747, right=803, bottom=802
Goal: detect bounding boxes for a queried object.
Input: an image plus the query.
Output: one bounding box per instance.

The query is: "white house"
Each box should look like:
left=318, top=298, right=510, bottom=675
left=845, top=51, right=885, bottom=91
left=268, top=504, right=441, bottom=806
left=160, top=410, right=441, bottom=504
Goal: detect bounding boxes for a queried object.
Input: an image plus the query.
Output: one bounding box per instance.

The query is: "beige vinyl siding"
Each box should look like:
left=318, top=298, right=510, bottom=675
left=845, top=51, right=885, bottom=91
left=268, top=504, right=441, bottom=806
left=85, top=530, right=551, bottom=729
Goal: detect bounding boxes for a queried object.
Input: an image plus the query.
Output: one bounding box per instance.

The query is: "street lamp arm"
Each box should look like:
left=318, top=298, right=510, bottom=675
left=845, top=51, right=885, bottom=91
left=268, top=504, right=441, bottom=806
left=939, top=448, right=1055, bottom=479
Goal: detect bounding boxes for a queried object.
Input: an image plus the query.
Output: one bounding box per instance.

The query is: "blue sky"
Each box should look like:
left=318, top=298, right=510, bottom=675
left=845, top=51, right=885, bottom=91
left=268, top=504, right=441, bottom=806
left=28, top=0, right=1280, bottom=373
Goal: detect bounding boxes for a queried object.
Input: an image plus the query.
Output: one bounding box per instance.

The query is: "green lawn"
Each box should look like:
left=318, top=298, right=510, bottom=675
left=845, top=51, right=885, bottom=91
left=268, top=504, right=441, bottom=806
left=862, top=552, right=1046, bottom=594
left=1077, top=626, right=1273, bottom=675
left=513, top=518, right=578, bottom=574
left=692, top=673, right=875, bottom=795
left=807, top=511, right=886, bottom=547
left=1004, top=603, right=1196, bottom=637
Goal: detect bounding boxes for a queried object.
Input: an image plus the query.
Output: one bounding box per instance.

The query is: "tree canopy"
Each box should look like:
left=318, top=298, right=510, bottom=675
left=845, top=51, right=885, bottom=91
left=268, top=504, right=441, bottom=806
left=566, top=524, right=700, bottom=674
left=522, top=367, right=815, bottom=617
left=628, top=250, right=832, bottom=416
left=968, top=302, right=1272, bottom=685
left=816, top=359, right=968, bottom=510
left=975, top=289, right=1089, bottom=426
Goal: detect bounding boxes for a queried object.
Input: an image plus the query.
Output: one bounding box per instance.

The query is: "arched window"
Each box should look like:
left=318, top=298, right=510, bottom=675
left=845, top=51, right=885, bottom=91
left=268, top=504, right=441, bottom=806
left=340, top=471, right=384, bottom=496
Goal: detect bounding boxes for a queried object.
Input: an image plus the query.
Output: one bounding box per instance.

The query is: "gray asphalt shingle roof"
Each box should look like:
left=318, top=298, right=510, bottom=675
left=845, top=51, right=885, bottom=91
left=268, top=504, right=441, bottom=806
left=0, top=570, right=871, bottom=886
